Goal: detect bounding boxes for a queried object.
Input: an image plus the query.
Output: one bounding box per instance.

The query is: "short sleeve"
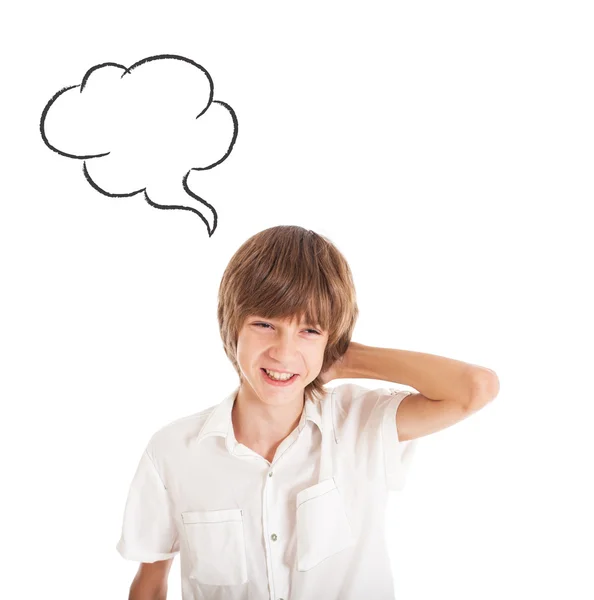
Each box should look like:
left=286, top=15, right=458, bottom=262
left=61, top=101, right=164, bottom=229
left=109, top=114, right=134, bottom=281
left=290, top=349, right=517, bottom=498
left=116, top=447, right=180, bottom=562
left=382, top=388, right=418, bottom=492
left=332, top=383, right=418, bottom=493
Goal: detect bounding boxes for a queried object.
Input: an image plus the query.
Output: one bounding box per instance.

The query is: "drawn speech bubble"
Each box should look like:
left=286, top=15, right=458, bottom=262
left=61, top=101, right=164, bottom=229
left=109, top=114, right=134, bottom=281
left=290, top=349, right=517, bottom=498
left=40, top=54, right=239, bottom=237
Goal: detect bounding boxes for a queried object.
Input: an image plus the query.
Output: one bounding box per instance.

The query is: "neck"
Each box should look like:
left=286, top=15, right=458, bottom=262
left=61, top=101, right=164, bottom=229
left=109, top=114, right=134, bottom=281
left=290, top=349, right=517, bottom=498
left=231, top=383, right=304, bottom=448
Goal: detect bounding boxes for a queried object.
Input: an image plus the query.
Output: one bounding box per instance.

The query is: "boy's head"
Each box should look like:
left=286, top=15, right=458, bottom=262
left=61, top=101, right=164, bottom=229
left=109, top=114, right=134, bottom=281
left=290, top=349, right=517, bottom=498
left=217, top=225, right=358, bottom=404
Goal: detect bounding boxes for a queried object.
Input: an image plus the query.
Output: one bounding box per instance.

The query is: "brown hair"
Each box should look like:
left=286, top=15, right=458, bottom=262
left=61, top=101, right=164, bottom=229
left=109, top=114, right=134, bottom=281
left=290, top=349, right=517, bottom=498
left=217, top=225, right=358, bottom=403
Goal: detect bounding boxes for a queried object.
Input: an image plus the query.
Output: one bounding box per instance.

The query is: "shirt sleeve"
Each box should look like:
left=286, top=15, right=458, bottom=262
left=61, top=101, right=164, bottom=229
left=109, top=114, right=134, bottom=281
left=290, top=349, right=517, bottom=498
left=332, top=383, right=418, bottom=493
left=382, top=387, right=418, bottom=492
left=116, top=446, right=180, bottom=563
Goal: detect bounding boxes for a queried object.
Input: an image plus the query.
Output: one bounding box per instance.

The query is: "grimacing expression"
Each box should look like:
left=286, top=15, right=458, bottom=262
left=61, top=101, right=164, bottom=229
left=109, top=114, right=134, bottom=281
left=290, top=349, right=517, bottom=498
left=236, top=314, right=328, bottom=394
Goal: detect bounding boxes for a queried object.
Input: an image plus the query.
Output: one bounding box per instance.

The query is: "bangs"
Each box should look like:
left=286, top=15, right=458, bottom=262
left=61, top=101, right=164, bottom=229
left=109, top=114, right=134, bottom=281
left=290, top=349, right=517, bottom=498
left=241, top=248, right=332, bottom=331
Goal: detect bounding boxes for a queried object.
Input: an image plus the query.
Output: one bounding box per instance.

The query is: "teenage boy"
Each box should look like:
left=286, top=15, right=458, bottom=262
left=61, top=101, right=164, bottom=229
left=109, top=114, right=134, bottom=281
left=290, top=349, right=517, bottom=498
left=117, top=225, right=499, bottom=600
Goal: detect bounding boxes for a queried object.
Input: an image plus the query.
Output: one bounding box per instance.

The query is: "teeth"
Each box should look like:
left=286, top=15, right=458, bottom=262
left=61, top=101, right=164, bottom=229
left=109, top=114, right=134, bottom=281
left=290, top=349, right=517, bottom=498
left=264, top=368, right=295, bottom=381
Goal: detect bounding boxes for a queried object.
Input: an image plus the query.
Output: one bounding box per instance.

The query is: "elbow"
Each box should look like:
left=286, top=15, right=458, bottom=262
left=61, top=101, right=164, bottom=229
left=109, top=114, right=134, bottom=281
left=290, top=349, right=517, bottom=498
left=468, top=368, right=500, bottom=410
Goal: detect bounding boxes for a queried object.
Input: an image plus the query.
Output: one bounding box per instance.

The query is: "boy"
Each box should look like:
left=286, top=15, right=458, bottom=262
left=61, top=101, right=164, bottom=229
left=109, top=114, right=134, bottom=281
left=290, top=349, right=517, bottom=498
left=116, top=225, right=498, bottom=599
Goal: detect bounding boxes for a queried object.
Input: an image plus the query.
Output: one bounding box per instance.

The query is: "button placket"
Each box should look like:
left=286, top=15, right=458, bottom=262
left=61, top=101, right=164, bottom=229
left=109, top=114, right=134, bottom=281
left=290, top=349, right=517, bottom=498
left=268, top=470, right=276, bottom=542
left=264, top=461, right=284, bottom=599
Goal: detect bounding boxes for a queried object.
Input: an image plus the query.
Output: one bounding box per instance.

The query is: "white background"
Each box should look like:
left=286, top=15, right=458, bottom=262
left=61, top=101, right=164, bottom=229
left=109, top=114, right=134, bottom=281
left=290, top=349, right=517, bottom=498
left=2, top=1, right=593, bottom=598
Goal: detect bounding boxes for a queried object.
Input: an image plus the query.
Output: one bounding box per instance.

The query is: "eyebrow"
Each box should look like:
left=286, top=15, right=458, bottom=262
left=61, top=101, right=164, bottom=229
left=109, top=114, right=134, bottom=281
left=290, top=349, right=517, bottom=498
left=252, top=316, right=321, bottom=328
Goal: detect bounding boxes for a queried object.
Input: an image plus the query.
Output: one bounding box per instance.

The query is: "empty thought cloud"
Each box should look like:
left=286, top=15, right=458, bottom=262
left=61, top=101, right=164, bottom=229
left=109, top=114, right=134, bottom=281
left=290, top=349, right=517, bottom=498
left=40, top=54, right=239, bottom=237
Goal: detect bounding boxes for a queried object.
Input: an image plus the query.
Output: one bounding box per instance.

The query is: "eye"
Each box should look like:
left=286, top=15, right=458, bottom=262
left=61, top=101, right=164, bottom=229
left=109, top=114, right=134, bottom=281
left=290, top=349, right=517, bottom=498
left=253, top=322, right=320, bottom=334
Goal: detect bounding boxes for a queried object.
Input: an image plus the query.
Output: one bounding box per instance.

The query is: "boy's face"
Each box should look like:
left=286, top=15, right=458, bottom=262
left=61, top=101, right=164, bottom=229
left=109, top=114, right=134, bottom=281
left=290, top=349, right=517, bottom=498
left=236, top=314, right=328, bottom=403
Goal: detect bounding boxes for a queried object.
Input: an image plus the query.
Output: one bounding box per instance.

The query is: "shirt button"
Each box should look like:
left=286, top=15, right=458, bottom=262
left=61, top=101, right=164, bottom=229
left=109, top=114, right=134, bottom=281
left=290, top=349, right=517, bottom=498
left=268, top=471, right=273, bottom=477
left=271, top=533, right=277, bottom=541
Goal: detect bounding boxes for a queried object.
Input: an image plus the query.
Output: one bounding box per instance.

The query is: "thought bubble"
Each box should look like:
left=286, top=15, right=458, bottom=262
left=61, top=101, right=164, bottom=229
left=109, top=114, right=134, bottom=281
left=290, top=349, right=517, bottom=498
left=40, top=54, right=238, bottom=237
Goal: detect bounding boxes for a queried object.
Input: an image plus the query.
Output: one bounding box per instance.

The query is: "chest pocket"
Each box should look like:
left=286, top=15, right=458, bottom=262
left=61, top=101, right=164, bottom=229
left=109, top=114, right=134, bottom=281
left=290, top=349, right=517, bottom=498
left=181, top=508, right=248, bottom=589
left=295, top=477, right=356, bottom=571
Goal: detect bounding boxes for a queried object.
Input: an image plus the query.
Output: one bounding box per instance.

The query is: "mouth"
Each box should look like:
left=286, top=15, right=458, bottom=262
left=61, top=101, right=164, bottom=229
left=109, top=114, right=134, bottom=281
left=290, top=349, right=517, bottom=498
left=260, top=368, right=299, bottom=386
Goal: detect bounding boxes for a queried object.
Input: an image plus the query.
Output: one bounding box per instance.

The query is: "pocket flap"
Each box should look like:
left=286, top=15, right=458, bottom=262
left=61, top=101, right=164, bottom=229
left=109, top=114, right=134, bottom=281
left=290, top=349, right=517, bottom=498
left=182, top=508, right=243, bottom=525
left=296, top=477, right=337, bottom=507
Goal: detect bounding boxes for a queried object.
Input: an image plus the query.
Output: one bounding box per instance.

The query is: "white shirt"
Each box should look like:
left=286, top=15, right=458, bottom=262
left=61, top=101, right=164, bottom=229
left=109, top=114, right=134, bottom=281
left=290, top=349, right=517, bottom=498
left=117, top=382, right=418, bottom=600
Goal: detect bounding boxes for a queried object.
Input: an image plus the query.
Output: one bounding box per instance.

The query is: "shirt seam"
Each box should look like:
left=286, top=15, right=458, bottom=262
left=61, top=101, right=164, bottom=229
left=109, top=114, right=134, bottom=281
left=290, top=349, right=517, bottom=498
left=144, top=447, right=180, bottom=554
left=144, top=447, right=168, bottom=489
left=378, top=389, right=390, bottom=492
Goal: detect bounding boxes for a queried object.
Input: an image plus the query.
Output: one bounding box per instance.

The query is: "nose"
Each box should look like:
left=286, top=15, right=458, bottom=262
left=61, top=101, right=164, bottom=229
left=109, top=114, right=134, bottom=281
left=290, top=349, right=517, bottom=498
left=269, top=333, right=298, bottom=365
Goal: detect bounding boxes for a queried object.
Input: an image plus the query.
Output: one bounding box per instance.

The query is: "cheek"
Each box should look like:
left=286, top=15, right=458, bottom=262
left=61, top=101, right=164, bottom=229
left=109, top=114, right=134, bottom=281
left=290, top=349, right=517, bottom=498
left=236, top=344, right=250, bottom=363
left=236, top=337, right=260, bottom=365
left=312, top=347, right=326, bottom=368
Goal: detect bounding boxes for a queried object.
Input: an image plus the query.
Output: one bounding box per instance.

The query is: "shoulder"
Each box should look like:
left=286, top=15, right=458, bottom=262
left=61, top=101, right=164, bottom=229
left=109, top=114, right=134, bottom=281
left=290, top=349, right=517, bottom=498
left=329, top=382, right=411, bottom=433
left=329, top=382, right=375, bottom=406
left=330, top=382, right=410, bottom=411
left=147, top=405, right=216, bottom=456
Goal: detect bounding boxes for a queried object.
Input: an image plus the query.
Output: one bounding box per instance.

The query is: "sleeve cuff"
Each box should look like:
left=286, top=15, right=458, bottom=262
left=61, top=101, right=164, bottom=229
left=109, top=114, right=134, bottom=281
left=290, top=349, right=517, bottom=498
left=116, top=538, right=179, bottom=563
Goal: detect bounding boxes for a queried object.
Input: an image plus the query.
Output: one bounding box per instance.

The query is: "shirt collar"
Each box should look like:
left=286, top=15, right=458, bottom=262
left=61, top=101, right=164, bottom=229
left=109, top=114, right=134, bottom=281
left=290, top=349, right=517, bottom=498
left=192, top=385, right=324, bottom=447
